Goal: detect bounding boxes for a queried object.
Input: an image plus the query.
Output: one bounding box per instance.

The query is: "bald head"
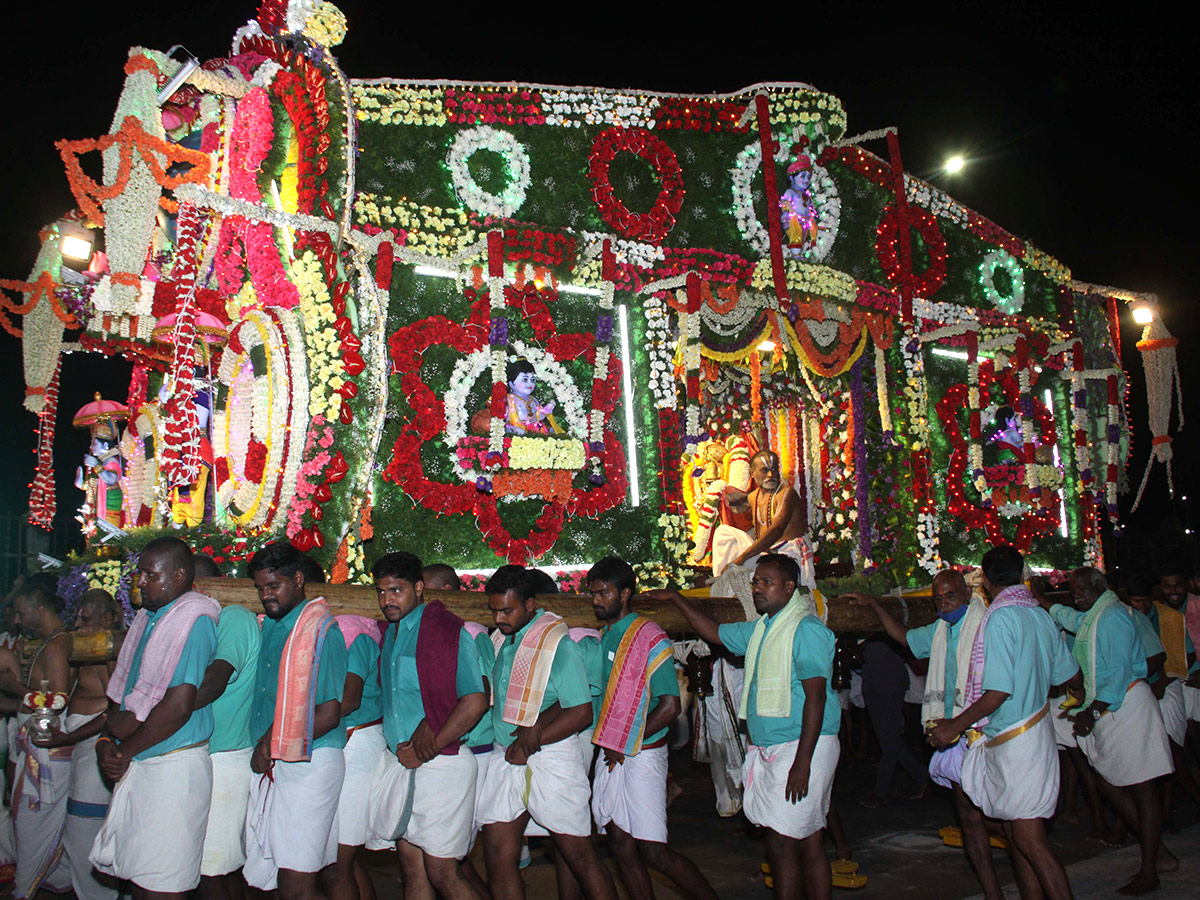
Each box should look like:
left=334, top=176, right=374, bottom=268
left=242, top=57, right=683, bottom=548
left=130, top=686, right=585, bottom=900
left=141, top=537, right=196, bottom=584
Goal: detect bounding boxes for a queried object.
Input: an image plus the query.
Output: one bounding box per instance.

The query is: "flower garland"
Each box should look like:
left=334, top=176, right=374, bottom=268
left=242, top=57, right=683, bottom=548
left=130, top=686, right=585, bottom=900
left=979, top=249, right=1025, bottom=314
left=899, top=329, right=941, bottom=573
left=446, top=126, right=531, bottom=219
left=28, top=360, right=61, bottom=530
left=290, top=251, right=346, bottom=420
left=875, top=204, right=947, bottom=299
left=849, top=357, right=874, bottom=569
left=119, top=405, right=163, bottom=528
left=587, top=127, right=684, bottom=244
left=730, top=133, right=840, bottom=262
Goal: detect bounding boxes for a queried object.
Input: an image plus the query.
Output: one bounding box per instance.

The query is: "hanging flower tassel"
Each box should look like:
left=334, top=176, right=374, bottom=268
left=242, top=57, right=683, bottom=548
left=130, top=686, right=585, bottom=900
left=850, top=356, right=874, bottom=569
left=1131, top=314, right=1183, bottom=511
left=750, top=349, right=763, bottom=424
left=28, top=360, right=61, bottom=529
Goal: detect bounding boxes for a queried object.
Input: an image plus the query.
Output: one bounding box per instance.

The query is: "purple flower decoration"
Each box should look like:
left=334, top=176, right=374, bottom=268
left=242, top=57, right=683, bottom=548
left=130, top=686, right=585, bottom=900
left=595, top=315, right=613, bottom=343
left=489, top=317, right=509, bottom=347
left=476, top=476, right=493, bottom=493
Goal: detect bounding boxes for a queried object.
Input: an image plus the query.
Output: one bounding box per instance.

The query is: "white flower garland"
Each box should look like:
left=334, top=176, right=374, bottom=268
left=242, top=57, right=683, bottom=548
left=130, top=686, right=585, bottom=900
left=118, top=406, right=164, bottom=527
left=900, top=326, right=941, bottom=574
left=905, top=175, right=969, bottom=227
left=643, top=292, right=675, bottom=409
left=730, top=134, right=840, bottom=262
left=979, top=250, right=1026, bottom=315
left=446, top=126, right=531, bottom=219
left=508, top=435, right=585, bottom=470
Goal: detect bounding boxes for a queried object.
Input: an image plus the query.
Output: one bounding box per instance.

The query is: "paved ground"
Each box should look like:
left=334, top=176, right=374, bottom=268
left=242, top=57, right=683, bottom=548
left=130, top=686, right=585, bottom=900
left=12, top=739, right=1199, bottom=898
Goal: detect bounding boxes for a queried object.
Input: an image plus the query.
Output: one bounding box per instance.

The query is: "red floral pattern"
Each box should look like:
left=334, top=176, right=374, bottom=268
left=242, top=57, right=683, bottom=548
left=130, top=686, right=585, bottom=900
left=587, top=128, right=684, bottom=244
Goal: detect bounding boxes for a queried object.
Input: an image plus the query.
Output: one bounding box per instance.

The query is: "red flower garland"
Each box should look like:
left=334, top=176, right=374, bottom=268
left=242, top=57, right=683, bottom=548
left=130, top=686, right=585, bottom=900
left=874, top=204, right=947, bottom=299
left=588, top=127, right=684, bottom=244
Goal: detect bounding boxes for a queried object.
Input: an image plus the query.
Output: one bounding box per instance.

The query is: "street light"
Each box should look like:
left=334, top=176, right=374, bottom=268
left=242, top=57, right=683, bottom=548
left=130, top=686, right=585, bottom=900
left=1130, top=298, right=1155, bottom=325
left=945, top=155, right=966, bottom=174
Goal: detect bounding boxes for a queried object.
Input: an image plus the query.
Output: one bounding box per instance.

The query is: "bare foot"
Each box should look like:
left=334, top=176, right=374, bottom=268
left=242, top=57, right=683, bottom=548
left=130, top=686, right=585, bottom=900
left=1157, top=848, right=1179, bottom=874
left=909, top=781, right=931, bottom=801
left=1116, top=873, right=1159, bottom=895
left=666, top=775, right=683, bottom=808
left=1099, top=828, right=1128, bottom=848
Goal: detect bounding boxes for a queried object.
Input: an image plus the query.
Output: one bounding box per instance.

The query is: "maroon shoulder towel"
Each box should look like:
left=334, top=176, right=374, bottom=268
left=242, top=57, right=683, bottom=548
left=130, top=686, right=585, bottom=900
left=416, top=600, right=466, bottom=756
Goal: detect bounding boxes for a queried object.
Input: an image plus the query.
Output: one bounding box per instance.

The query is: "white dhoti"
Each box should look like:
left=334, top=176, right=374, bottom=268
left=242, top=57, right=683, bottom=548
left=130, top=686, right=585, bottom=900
left=962, top=705, right=1058, bottom=821
left=12, top=715, right=73, bottom=898
left=693, top=658, right=745, bottom=817
left=63, top=712, right=117, bottom=900
left=244, top=747, right=344, bottom=890
left=1158, top=680, right=1187, bottom=747
left=742, top=734, right=839, bottom=841
left=339, top=724, right=385, bottom=848
left=201, top=747, right=254, bottom=877
left=712, top=526, right=812, bottom=580
left=90, top=743, right=212, bottom=893
left=368, top=746, right=476, bottom=859
left=1077, top=681, right=1173, bottom=787
left=1183, top=683, right=1200, bottom=721
left=592, top=744, right=669, bottom=843
left=526, top=729, right=595, bottom=839
left=477, top=737, right=592, bottom=837
left=469, top=747, right=498, bottom=847
left=1051, top=704, right=1077, bottom=749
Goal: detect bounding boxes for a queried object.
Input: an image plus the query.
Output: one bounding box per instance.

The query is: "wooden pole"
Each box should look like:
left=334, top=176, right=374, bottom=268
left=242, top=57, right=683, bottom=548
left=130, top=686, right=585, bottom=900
left=25, top=580, right=964, bottom=665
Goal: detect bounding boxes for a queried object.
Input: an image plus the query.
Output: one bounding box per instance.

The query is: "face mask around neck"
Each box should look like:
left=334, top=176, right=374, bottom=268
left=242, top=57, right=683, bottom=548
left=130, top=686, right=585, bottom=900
left=938, top=603, right=968, bottom=625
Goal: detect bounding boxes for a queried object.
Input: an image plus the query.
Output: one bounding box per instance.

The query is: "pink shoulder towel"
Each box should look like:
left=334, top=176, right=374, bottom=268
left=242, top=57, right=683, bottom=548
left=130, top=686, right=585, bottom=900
left=462, top=621, right=490, bottom=640
left=416, top=601, right=468, bottom=755
left=106, top=590, right=221, bottom=721
left=271, top=598, right=336, bottom=762
left=337, top=614, right=383, bottom=649
left=502, top=612, right=569, bottom=728
left=1185, top=594, right=1200, bottom=655
left=593, top=617, right=674, bottom=755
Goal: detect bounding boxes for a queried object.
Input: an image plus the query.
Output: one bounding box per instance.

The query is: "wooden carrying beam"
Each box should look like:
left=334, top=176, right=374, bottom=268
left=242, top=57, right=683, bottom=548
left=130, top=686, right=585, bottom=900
left=26, top=578, right=940, bottom=665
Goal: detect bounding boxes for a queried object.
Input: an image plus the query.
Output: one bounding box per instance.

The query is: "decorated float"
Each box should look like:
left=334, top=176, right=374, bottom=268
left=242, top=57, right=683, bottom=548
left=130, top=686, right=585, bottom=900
left=4, top=1, right=1174, bottom=606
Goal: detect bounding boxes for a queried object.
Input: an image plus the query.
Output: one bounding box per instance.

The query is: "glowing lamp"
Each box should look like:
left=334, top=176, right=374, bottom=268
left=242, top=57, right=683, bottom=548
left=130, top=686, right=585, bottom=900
left=757, top=340, right=776, bottom=351
left=945, top=155, right=966, bottom=174
left=1130, top=299, right=1154, bottom=325
left=58, top=221, right=100, bottom=276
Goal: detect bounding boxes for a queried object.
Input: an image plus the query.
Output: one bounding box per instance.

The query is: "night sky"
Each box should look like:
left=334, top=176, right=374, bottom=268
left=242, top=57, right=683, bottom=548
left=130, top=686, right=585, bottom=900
left=1, top=2, right=1193, bottom=564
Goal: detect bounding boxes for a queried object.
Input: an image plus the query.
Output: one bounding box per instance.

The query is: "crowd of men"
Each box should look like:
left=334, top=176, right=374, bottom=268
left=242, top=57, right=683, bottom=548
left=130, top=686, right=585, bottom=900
left=0, top=536, right=1197, bottom=900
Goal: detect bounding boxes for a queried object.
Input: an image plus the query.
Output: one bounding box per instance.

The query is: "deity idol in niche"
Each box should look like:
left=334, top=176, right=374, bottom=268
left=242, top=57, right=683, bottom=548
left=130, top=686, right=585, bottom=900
left=780, top=148, right=819, bottom=255
left=75, top=418, right=125, bottom=529
left=989, top=405, right=1026, bottom=463
left=505, top=359, right=562, bottom=435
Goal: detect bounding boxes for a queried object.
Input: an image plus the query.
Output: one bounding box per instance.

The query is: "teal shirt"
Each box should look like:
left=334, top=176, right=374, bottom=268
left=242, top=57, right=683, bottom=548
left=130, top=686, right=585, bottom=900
left=119, top=602, right=217, bottom=760
left=251, top=600, right=349, bottom=751
left=719, top=614, right=841, bottom=746
left=600, top=613, right=679, bottom=747
left=491, top=610, right=591, bottom=748
left=380, top=604, right=485, bottom=749
left=1130, top=609, right=1166, bottom=684
left=464, top=630, right=496, bottom=749
left=906, top=617, right=965, bottom=720
left=343, top=634, right=383, bottom=730
left=576, top=634, right=605, bottom=727
left=1049, top=603, right=1146, bottom=711
left=981, top=605, right=1078, bottom=737
left=1147, top=604, right=1198, bottom=674
left=209, top=606, right=261, bottom=753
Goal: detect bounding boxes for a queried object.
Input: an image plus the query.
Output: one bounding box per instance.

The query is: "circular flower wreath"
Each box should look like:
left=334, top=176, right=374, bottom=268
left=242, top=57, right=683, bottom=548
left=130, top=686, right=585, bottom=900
left=936, top=360, right=1059, bottom=551
left=874, top=204, right=947, bottom=298
left=588, top=127, right=684, bottom=244
left=214, top=308, right=309, bottom=530
left=447, top=125, right=532, bottom=219
left=384, top=287, right=627, bottom=563
left=978, top=249, right=1025, bottom=315
left=730, top=135, right=841, bottom=262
